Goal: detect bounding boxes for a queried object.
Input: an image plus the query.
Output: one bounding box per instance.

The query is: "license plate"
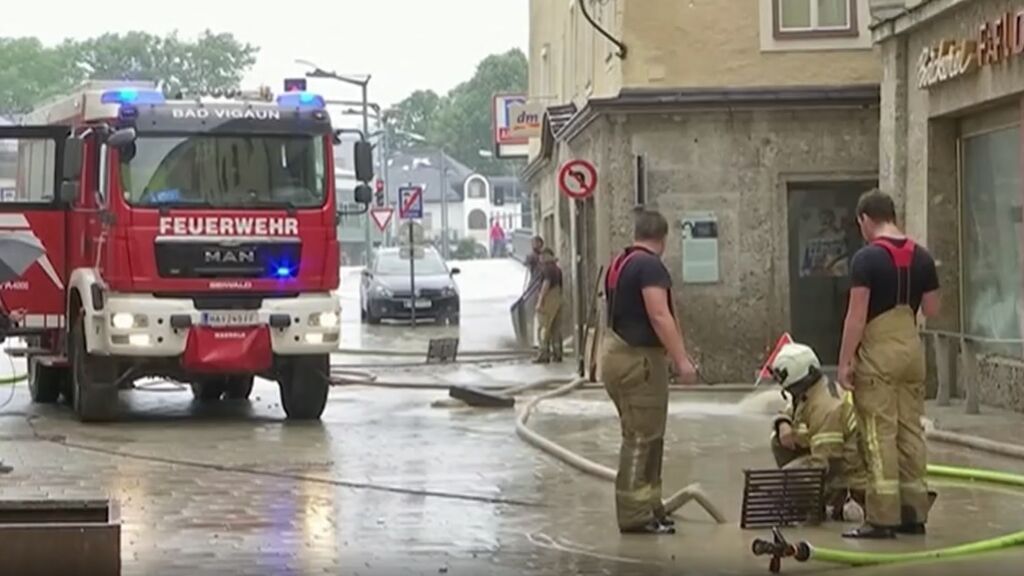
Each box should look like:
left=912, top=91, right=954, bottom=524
left=200, top=311, right=260, bottom=327
left=403, top=299, right=432, bottom=310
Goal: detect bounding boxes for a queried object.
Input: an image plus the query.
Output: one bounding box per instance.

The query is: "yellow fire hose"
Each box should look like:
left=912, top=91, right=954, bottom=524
left=756, top=463, right=1024, bottom=569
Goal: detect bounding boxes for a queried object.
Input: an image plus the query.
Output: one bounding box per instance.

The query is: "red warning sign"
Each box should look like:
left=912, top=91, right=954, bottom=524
left=558, top=159, right=598, bottom=200
left=370, top=207, right=394, bottom=232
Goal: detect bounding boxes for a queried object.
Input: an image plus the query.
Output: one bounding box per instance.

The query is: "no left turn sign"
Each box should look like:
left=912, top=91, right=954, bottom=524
left=558, top=159, right=598, bottom=200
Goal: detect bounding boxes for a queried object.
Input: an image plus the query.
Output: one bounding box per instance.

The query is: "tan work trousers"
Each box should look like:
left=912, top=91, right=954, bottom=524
left=537, top=286, right=563, bottom=361
left=853, top=306, right=929, bottom=527
left=600, top=331, right=669, bottom=530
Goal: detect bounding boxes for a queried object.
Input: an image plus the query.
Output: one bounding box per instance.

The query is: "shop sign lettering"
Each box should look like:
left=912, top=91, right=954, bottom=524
left=918, top=10, right=1024, bottom=90
left=917, top=40, right=977, bottom=89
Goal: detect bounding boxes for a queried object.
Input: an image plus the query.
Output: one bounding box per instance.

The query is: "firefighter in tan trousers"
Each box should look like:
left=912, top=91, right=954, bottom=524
left=534, top=248, right=564, bottom=363
left=769, top=342, right=867, bottom=521
left=838, top=189, right=941, bottom=539
left=599, top=210, right=698, bottom=535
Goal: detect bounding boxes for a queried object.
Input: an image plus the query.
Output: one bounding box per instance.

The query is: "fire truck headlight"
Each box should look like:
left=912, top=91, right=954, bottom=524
left=311, top=312, right=339, bottom=329
left=128, top=334, right=152, bottom=347
left=112, top=313, right=147, bottom=330
left=305, top=333, right=325, bottom=345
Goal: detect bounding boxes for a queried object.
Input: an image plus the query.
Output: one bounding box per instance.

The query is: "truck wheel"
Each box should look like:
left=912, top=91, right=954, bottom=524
left=70, top=316, right=118, bottom=423
left=28, top=362, right=62, bottom=404
left=278, top=355, right=330, bottom=420
left=190, top=380, right=226, bottom=402
left=223, top=376, right=255, bottom=400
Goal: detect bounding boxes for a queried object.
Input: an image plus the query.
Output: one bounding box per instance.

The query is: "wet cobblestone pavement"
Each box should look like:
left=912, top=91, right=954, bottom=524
left=2, top=261, right=1024, bottom=575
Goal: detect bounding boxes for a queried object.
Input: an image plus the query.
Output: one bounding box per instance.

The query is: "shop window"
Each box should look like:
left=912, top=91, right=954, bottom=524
left=962, top=126, right=1023, bottom=357
left=774, top=0, right=858, bottom=38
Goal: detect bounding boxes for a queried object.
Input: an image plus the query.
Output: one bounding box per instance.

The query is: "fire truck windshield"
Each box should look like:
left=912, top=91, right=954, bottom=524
left=120, top=134, right=327, bottom=209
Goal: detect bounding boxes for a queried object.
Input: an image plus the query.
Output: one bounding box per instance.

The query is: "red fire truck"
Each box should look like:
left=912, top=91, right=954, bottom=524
left=0, top=81, right=372, bottom=422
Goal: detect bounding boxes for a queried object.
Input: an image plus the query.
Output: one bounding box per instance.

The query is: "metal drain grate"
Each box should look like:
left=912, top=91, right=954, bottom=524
left=427, top=337, right=460, bottom=364
left=740, top=467, right=826, bottom=529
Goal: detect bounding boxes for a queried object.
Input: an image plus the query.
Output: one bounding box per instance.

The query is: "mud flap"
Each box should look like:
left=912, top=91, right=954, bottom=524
left=182, top=326, right=272, bottom=374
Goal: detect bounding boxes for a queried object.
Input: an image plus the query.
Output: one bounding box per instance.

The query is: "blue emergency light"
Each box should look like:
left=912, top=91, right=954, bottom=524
left=100, top=88, right=166, bottom=105
left=275, top=91, right=326, bottom=110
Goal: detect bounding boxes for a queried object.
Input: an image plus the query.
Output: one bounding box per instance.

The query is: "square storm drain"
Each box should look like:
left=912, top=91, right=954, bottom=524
left=740, top=468, right=826, bottom=529
left=427, top=338, right=460, bottom=364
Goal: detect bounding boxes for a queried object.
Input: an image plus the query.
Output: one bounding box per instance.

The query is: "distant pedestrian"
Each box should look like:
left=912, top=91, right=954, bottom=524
left=489, top=220, right=506, bottom=258
left=0, top=303, right=24, bottom=345
left=534, top=248, right=563, bottom=364
left=0, top=303, right=23, bottom=474
left=525, top=236, right=545, bottom=284
left=600, top=209, right=697, bottom=535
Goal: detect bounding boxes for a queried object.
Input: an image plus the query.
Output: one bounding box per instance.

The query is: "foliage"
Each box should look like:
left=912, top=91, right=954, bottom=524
left=384, top=49, right=528, bottom=174
left=0, top=31, right=258, bottom=117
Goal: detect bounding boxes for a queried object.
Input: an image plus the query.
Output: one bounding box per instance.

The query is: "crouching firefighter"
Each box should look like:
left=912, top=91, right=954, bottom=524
left=769, top=342, right=867, bottom=521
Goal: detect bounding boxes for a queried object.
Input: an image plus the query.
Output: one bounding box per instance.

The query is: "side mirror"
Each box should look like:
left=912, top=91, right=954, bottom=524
left=450, top=267, right=461, bottom=276
left=354, top=141, right=374, bottom=183
left=62, top=137, right=84, bottom=181
left=353, top=183, right=372, bottom=205
left=107, top=127, right=137, bottom=149
left=59, top=181, right=78, bottom=203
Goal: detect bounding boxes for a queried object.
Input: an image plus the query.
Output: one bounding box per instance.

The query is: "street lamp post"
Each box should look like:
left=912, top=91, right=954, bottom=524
left=297, top=59, right=374, bottom=264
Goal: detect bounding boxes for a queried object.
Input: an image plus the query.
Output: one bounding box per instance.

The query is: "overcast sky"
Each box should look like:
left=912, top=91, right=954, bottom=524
left=0, top=0, right=528, bottom=123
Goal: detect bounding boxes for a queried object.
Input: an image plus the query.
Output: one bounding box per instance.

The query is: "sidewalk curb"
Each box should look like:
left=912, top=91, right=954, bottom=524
left=924, top=420, right=1024, bottom=461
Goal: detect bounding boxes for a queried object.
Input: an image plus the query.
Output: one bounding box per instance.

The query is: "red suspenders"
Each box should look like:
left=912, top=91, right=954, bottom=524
left=872, top=237, right=916, bottom=305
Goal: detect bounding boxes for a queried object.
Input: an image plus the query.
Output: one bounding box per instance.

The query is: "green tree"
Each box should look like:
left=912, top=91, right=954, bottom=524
left=432, top=48, right=528, bottom=173
left=385, top=49, right=528, bottom=174
left=71, top=30, right=259, bottom=95
left=384, top=89, right=442, bottom=149
left=0, top=31, right=258, bottom=117
left=0, top=37, right=77, bottom=116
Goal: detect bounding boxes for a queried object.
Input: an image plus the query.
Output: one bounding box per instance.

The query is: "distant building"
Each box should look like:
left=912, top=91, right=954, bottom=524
left=335, top=146, right=526, bottom=262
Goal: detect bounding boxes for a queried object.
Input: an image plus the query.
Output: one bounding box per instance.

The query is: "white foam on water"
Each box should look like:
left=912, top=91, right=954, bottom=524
left=735, top=389, right=788, bottom=415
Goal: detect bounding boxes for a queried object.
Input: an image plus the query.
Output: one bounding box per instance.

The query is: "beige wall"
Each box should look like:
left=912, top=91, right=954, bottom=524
left=620, top=0, right=880, bottom=89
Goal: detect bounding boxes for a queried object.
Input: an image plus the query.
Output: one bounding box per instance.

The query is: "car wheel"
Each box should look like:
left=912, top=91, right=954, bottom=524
left=223, top=376, right=255, bottom=400
left=366, top=305, right=382, bottom=325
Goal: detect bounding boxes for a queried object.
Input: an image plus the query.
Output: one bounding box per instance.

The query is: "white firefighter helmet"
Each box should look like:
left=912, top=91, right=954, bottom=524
left=770, top=343, right=821, bottom=388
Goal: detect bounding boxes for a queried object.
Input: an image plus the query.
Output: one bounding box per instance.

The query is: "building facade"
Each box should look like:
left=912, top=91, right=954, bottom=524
left=525, top=0, right=883, bottom=381
left=875, top=0, right=1024, bottom=409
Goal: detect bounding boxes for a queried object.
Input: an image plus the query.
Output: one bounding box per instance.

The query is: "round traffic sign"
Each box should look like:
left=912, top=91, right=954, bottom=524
left=558, top=159, right=598, bottom=199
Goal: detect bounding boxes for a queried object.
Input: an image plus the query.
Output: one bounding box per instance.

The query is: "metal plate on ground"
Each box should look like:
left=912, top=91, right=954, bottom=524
left=427, top=337, right=459, bottom=364
left=740, top=467, right=826, bottom=529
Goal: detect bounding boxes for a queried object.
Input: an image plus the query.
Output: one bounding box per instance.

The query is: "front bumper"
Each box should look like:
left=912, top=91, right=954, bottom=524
left=369, top=295, right=459, bottom=320
left=88, top=293, right=341, bottom=357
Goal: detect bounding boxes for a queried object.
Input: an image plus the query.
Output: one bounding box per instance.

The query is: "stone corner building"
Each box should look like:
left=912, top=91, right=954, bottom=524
left=524, top=0, right=882, bottom=381
left=875, top=0, right=1024, bottom=410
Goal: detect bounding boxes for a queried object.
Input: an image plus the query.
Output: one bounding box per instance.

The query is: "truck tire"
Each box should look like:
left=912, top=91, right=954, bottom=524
left=70, top=316, right=118, bottom=423
left=28, top=362, right=63, bottom=404
left=224, top=376, right=255, bottom=400
left=278, top=355, right=330, bottom=420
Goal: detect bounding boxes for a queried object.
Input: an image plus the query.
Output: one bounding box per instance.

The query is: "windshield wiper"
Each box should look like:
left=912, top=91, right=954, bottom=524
left=244, top=200, right=299, bottom=214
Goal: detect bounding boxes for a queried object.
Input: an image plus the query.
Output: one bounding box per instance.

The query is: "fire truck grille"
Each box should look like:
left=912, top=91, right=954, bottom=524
left=155, top=241, right=302, bottom=279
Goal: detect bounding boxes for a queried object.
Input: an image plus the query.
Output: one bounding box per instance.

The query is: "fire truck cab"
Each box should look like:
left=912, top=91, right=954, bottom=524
left=0, top=81, right=372, bottom=422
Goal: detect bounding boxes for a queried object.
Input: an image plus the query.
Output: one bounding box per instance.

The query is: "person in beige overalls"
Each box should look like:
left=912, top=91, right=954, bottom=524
left=534, top=249, right=564, bottom=363
left=837, top=189, right=941, bottom=539
left=600, top=210, right=698, bottom=535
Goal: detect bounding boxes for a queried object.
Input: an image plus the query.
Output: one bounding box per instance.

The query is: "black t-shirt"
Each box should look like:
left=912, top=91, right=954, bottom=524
left=850, top=237, right=939, bottom=322
left=608, top=248, right=673, bottom=348
left=541, top=262, right=563, bottom=288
